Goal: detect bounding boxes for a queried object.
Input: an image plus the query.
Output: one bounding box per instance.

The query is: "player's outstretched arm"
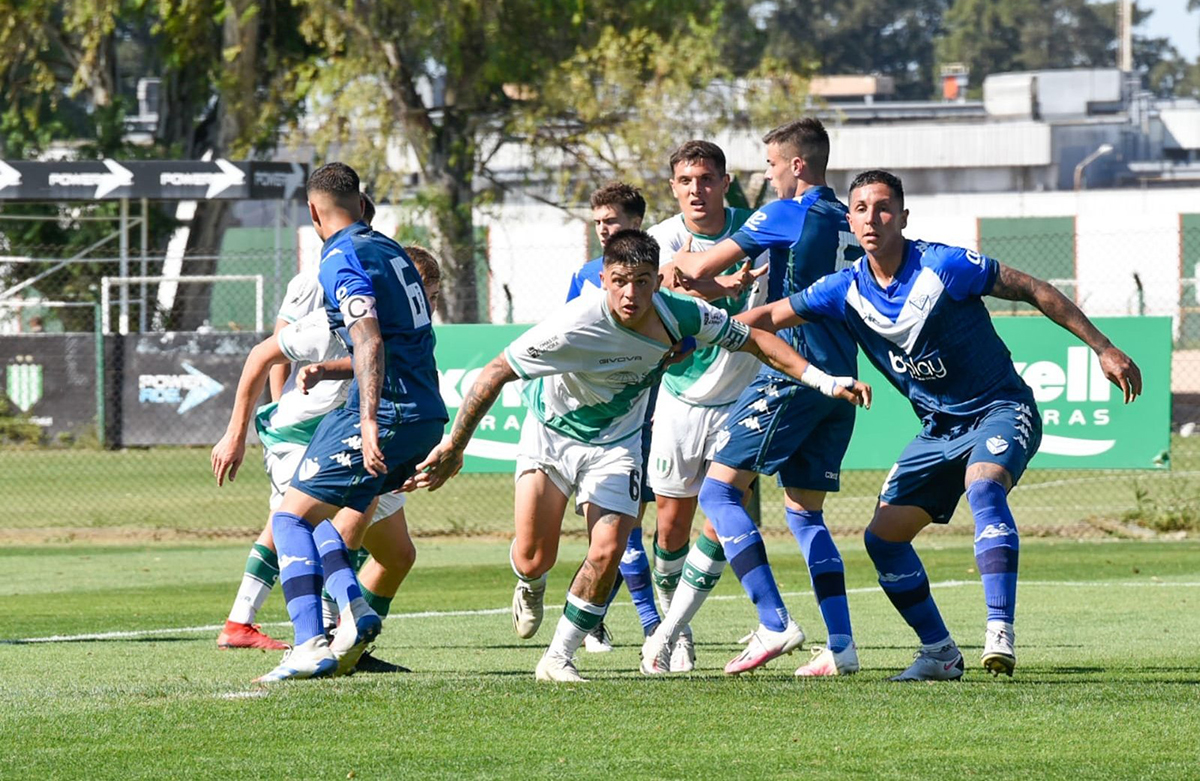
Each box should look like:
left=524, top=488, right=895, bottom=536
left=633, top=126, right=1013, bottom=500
left=407, top=353, right=519, bottom=492
left=663, top=236, right=748, bottom=291
left=735, top=298, right=807, bottom=333
left=267, top=317, right=291, bottom=402
left=211, top=336, right=287, bottom=486
left=348, top=316, right=387, bottom=476
left=737, top=328, right=871, bottom=408
left=990, top=264, right=1143, bottom=403
left=672, top=258, right=768, bottom=302
left=297, top=357, right=354, bottom=394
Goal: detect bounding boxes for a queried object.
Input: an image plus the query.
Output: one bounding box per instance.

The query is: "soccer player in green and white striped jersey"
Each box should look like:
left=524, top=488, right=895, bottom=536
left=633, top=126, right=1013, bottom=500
left=408, top=229, right=869, bottom=682
left=643, top=140, right=768, bottom=671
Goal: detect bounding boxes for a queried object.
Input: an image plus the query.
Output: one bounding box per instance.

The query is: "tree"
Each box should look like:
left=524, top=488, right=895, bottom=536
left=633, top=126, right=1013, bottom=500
left=292, top=0, right=731, bottom=323
left=755, top=0, right=952, bottom=100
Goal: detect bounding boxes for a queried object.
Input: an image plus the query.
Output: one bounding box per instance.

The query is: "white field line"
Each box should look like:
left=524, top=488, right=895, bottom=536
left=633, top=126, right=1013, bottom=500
left=6, top=579, right=1200, bottom=646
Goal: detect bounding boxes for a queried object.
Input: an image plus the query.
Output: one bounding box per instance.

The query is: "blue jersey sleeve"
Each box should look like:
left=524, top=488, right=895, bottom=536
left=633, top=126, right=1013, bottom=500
left=788, top=270, right=850, bottom=323
left=730, top=200, right=803, bottom=258
left=565, top=272, right=584, bottom=302
left=930, top=244, right=999, bottom=301
left=318, top=245, right=375, bottom=315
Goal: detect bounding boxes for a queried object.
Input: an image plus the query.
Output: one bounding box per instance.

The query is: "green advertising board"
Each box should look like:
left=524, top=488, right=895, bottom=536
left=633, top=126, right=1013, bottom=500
left=435, top=317, right=1171, bottom=474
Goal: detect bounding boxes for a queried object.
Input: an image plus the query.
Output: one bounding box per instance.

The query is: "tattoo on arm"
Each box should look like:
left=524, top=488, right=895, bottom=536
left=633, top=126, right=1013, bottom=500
left=990, top=265, right=1113, bottom=353
left=350, top=318, right=384, bottom=420
left=448, top=354, right=518, bottom=449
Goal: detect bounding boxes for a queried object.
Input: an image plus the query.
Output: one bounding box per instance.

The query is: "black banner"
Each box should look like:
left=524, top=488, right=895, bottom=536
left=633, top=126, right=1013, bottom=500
left=0, top=160, right=306, bottom=201
left=0, top=335, right=97, bottom=440
left=118, top=332, right=265, bottom=446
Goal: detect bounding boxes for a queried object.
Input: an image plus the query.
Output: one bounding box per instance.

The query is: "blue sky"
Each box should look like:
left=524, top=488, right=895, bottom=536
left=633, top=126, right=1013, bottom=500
left=1140, top=0, right=1199, bottom=61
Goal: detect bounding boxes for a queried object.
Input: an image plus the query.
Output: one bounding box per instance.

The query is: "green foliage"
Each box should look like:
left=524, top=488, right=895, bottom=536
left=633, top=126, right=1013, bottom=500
left=1124, top=478, right=1200, bottom=532
left=0, top=396, right=42, bottom=444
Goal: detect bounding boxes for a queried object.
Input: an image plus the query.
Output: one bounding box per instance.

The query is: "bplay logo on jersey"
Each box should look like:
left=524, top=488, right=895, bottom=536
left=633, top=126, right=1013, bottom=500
left=888, top=350, right=948, bottom=381
left=138, top=362, right=224, bottom=414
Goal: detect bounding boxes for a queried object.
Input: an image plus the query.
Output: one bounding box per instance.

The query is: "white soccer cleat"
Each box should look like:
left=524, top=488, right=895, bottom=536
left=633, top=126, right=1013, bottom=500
left=795, top=643, right=860, bottom=677
left=639, top=626, right=673, bottom=675
left=889, top=642, right=965, bottom=682
left=583, top=622, right=613, bottom=653
left=724, top=619, right=805, bottom=675
left=512, top=581, right=546, bottom=639
left=330, top=599, right=383, bottom=676
left=982, top=624, right=1016, bottom=677
left=670, top=626, right=696, bottom=673
left=253, top=635, right=337, bottom=683
left=535, top=650, right=587, bottom=683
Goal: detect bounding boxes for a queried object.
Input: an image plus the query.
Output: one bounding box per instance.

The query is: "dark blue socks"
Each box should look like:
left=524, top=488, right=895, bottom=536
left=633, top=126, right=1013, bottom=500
left=699, top=478, right=788, bottom=632
left=967, top=479, right=1020, bottom=624
left=864, top=528, right=949, bottom=646
left=786, top=508, right=852, bottom=652
left=272, top=511, right=324, bottom=645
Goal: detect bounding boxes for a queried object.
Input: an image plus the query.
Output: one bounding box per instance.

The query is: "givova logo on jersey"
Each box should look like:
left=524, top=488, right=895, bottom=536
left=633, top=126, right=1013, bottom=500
left=888, top=350, right=947, bottom=381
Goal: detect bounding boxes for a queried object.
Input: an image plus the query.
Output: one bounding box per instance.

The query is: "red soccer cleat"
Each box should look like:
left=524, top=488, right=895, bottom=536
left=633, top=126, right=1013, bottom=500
left=217, top=620, right=289, bottom=651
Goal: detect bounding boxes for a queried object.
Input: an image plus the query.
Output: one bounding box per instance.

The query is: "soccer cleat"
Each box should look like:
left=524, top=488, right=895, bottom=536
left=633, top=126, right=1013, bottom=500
left=981, top=625, right=1016, bottom=677
left=670, top=626, right=696, bottom=673
left=512, top=581, right=546, bottom=639
left=330, top=606, right=383, bottom=676
left=639, top=626, right=673, bottom=675
left=795, top=643, right=860, bottom=677
left=535, top=650, right=587, bottom=683
left=354, top=649, right=412, bottom=674
left=889, top=642, right=965, bottom=682
left=253, top=635, right=337, bottom=682
left=217, top=620, right=289, bottom=651
left=724, top=619, right=805, bottom=675
left=583, top=622, right=613, bottom=653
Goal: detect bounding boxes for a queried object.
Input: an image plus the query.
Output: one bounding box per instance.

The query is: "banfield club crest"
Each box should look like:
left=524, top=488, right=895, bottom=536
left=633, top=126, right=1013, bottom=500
left=5, top=354, right=43, bottom=412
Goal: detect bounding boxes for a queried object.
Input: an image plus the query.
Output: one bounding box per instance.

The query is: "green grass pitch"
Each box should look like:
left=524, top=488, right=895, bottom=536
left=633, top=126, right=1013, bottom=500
left=3, top=538, right=1200, bottom=778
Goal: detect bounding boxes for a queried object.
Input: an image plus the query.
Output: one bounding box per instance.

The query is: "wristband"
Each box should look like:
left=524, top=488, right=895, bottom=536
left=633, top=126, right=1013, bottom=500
left=800, top=365, right=850, bottom=398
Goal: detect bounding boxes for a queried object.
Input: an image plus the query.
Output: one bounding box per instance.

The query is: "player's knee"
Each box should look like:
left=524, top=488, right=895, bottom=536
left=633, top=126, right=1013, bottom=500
left=698, top=477, right=741, bottom=513
left=514, top=544, right=555, bottom=578
left=374, top=536, right=416, bottom=571
left=966, top=478, right=1009, bottom=510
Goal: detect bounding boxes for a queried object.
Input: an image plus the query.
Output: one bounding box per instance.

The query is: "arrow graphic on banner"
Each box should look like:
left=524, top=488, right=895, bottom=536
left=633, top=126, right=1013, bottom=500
left=207, top=159, right=246, bottom=198
left=178, top=362, right=224, bottom=414
left=96, top=159, right=134, bottom=198
left=0, top=161, right=21, bottom=192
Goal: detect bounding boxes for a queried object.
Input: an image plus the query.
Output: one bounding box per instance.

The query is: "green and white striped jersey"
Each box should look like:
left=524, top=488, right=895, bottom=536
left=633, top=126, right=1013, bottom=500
left=647, top=208, right=769, bottom=407
left=504, top=289, right=750, bottom=445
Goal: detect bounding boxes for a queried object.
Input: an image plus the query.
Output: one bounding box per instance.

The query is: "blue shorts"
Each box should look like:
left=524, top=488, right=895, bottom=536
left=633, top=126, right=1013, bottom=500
left=880, top=399, right=1042, bottom=524
left=712, top=372, right=856, bottom=492
left=293, top=408, right=444, bottom=513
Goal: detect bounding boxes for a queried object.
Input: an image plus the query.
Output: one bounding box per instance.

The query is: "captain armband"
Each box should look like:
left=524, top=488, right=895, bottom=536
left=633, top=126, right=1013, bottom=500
left=715, top=319, right=750, bottom=352
left=340, top=294, right=377, bottom=327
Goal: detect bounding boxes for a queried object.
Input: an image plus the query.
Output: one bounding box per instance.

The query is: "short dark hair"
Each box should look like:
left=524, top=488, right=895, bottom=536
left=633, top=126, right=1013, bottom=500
left=589, top=181, right=646, bottom=220
left=762, top=118, right=830, bottom=176
left=307, top=162, right=360, bottom=199
left=602, top=229, right=659, bottom=269
left=849, top=169, right=905, bottom=207
left=362, top=192, right=376, bottom=225
left=669, top=140, right=726, bottom=177
left=403, top=245, right=441, bottom=286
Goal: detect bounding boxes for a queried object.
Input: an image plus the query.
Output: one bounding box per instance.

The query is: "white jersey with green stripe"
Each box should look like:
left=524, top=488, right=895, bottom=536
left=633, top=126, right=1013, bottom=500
left=504, top=288, right=751, bottom=445
left=648, top=207, right=769, bottom=407
left=254, top=276, right=350, bottom=453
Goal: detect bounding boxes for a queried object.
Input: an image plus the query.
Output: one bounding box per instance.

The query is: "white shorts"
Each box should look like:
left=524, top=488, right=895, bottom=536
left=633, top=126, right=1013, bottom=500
left=648, top=391, right=736, bottom=498
left=263, top=444, right=405, bottom=522
left=514, top=413, right=642, bottom=518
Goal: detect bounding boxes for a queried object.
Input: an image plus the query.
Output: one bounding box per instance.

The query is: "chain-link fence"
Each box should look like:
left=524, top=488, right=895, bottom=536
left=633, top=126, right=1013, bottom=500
left=3, top=213, right=1199, bottom=542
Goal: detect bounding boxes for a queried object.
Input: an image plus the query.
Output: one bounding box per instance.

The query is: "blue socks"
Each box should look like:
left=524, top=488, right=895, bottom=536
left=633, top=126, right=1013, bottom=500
left=967, top=479, right=1020, bottom=624
left=618, top=528, right=661, bottom=635
left=272, top=511, right=325, bottom=645
left=786, top=509, right=852, bottom=652
left=699, top=478, right=788, bottom=632
left=313, top=520, right=365, bottom=612
left=864, top=529, right=949, bottom=646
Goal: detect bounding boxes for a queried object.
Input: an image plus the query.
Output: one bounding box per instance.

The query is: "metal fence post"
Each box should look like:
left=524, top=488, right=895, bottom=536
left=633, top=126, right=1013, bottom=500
left=94, top=302, right=106, bottom=447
